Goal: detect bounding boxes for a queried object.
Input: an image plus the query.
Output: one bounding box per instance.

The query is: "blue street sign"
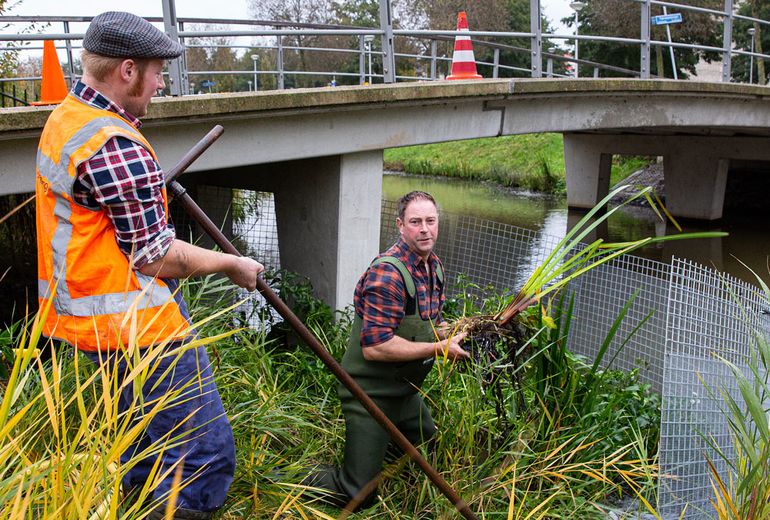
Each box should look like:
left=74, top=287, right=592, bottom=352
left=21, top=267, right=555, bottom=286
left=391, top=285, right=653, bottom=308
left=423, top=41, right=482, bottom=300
left=651, top=13, right=683, bottom=25
left=200, top=80, right=216, bottom=88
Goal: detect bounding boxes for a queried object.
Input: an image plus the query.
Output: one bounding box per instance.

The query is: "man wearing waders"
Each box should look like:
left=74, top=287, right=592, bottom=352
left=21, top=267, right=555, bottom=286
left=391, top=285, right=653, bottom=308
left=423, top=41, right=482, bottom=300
left=304, top=191, right=469, bottom=510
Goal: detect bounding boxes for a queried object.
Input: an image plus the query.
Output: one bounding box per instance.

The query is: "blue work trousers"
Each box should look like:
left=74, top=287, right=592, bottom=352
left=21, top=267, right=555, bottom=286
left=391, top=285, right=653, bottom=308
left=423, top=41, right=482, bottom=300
left=85, top=342, right=235, bottom=512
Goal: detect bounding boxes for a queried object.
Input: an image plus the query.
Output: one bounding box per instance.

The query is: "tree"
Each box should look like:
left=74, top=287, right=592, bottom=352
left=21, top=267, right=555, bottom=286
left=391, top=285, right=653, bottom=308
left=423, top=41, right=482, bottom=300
left=732, top=0, right=769, bottom=84
left=565, top=0, right=722, bottom=79
left=248, top=0, right=341, bottom=86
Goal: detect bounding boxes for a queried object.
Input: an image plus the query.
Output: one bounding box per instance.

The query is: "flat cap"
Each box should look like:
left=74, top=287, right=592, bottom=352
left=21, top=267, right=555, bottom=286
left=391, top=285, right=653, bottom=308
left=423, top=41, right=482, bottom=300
left=84, top=11, right=183, bottom=59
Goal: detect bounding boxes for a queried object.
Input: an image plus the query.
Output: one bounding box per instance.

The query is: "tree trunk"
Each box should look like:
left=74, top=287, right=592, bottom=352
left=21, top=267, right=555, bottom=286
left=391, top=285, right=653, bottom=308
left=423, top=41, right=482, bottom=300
left=752, top=1, right=766, bottom=84
left=655, top=45, right=665, bottom=78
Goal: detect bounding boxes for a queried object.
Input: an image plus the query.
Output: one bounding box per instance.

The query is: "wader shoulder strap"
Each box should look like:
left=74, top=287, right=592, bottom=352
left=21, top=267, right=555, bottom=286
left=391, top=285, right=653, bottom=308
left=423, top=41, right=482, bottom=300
left=371, top=256, right=416, bottom=315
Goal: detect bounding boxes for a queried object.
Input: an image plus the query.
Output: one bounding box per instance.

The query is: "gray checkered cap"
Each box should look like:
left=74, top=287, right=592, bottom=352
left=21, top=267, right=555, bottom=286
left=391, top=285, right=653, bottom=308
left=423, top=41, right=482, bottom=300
left=84, top=11, right=183, bottom=59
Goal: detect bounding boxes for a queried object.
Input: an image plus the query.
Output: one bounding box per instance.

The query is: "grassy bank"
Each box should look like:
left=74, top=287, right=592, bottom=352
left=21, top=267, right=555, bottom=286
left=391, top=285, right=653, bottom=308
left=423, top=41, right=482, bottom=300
left=384, top=133, right=651, bottom=194
left=1, top=272, right=663, bottom=519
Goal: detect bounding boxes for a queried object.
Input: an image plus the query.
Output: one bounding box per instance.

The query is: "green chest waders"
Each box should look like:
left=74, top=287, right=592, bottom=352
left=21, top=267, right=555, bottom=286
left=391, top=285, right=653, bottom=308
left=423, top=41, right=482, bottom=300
left=307, top=256, right=445, bottom=509
left=339, top=256, right=444, bottom=398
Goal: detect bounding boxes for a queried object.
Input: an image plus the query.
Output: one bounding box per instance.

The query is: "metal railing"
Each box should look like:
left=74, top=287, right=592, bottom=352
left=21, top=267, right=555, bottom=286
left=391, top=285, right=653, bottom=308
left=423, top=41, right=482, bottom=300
left=0, top=0, right=769, bottom=100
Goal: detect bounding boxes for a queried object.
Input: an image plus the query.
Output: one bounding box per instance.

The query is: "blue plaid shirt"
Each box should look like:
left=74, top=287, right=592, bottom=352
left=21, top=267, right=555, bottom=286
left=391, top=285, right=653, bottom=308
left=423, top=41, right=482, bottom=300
left=71, top=80, right=175, bottom=268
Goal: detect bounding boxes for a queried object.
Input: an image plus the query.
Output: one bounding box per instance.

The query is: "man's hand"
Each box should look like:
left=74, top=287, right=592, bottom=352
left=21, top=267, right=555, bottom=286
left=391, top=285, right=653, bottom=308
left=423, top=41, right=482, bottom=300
left=225, top=256, right=264, bottom=292
left=435, top=331, right=470, bottom=361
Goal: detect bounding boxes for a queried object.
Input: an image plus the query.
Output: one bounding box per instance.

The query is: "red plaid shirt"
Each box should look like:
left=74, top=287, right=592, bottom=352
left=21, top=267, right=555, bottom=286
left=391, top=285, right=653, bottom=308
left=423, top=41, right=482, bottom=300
left=354, top=239, right=445, bottom=347
left=71, top=80, right=175, bottom=269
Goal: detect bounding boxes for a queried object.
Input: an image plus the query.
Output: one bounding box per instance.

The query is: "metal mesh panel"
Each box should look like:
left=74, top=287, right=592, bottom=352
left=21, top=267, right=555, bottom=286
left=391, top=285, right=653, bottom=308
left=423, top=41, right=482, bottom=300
left=171, top=186, right=280, bottom=270
left=566, top=255, right=670, bottom=391
left=658, top=258, right=770, bottom=518
left=170, top=186, right=280, bottom=325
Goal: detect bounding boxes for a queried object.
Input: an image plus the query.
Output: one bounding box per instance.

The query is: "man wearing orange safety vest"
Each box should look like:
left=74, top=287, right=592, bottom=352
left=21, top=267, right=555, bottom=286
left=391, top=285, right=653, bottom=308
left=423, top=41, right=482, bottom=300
left=35, top=11, right=263, bottom=519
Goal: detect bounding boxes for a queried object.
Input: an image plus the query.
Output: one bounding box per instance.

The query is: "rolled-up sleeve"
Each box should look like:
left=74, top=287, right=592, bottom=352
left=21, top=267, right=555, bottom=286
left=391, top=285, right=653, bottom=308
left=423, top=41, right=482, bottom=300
left=76, top=135, right=175, bottom=268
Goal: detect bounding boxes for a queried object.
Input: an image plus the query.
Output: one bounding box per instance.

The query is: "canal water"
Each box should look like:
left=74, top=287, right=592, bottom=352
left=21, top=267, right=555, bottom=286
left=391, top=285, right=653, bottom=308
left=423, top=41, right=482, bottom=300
left=383, top=172, right=770, bottom=286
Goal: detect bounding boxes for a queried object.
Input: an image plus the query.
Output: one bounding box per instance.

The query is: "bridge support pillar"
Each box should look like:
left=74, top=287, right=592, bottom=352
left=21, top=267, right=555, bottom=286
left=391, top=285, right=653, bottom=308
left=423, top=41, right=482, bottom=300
left=272, top=151, right=383, bottom=311
left=564, top=133, right=612, bottom=210
left=663, top=152, right=729, bottom=221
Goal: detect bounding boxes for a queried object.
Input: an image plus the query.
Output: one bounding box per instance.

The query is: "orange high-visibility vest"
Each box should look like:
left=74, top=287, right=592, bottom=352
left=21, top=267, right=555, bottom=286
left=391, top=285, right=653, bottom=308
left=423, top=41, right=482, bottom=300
left=36, top=94, right=191, bottom=351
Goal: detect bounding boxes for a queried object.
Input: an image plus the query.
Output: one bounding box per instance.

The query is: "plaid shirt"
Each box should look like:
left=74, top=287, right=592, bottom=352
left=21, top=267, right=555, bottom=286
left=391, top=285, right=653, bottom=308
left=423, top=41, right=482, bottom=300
left=71, top=80, right=175, bottom=268
left=354, top=239, right=444, bottom=347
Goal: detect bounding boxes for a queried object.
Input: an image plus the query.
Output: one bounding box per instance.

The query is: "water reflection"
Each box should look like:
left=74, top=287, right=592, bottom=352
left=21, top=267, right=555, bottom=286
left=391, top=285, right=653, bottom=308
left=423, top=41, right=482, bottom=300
left=383, top=173, right=769, bottom=284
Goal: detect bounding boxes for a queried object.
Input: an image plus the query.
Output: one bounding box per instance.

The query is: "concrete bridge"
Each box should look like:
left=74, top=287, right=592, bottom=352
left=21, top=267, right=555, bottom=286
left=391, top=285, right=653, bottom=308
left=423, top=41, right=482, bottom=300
left=2, top=78, right=770, bottom=309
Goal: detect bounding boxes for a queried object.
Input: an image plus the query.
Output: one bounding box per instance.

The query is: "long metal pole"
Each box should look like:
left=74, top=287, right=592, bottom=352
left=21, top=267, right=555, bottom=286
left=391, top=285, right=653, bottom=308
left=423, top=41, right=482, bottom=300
left=750, top=36, right=755, bottom=83
left=161, top=0, right=185, bottom=96
left=166, top=128, right=479, bottom=520
left=574, top=10, right=580, bottom=78
left=378, top=0, right=396, bottom=83
left=663, top=6, right=678, bottom=79
left=530, top=0, right=542, bottom=78
left=722, top=0, right=734, bottom=82
left=641, top=0, right=651, bottom=79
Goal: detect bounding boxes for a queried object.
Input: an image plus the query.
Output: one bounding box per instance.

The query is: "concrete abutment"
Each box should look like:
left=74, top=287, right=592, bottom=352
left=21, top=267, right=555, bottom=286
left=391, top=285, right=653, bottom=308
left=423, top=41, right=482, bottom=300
left=563, top=133, right=770, bottom=221
left=187, top=151, right=383, bottom=311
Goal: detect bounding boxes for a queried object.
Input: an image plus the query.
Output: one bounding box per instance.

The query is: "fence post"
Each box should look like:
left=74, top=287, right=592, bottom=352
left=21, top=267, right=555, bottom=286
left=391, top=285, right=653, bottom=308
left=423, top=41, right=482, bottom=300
left=277, top=36, right=285, bottom=89
left=63, top=21, right=76, bottom=85
left=493, top=48, right=500, bottom=78
left=640, top=0, right=651, bottom=79
left=379, top=0, right=396, bottom=83
left=359, top=35, right=366, bottom=85
left=430, top=40, right=437, bottom=80
left=530, top=0, right=542, bottom=78
left=161, top=0, right=186, bottom=95
left=721, top=0, right=734, bottom=82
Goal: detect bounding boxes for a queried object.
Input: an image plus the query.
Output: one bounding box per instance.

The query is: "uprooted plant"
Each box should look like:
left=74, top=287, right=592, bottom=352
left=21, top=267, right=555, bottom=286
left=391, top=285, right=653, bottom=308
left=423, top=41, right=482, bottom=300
left=451, top=184, right=726, bottom=428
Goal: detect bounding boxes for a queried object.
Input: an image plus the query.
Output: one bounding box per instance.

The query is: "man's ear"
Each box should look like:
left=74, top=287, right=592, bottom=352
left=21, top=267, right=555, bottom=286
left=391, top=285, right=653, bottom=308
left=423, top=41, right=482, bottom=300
left=118, top=59, right=138, bottom=82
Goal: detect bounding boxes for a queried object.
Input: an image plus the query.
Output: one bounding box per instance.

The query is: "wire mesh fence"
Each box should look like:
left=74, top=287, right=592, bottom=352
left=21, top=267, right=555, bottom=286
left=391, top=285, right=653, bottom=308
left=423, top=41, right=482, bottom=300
left=658, top=258, right=770, bottom=518
left=175, top=190, right=769, bottom=517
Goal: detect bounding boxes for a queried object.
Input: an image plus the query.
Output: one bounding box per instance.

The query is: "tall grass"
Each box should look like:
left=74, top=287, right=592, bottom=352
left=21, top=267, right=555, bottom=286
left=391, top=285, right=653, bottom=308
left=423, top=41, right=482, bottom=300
left=1, top=270, right=664, bottom=518
left=0, top=286, right=240, bottom=519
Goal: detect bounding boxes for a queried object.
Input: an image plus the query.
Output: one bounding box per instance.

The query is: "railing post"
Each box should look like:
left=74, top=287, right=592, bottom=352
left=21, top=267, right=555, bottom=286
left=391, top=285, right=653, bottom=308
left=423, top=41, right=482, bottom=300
left=530, top=0, right=542, bottom=78
left=359, top=35, right=366, bottom=85
left=379, top=0, right=396, bottom=83
left=721, top=0, right=734, bottom=82
left=63, top=21, right=76, bottom=85
left=593, top=66, right=600, bottom=77
left=277, top=36, right=285, bottom=89
left=161, top=0, right=186, bottom=95
left=430, top=40, right=437, bottom=80
left=493, top=48, right=500, bottom=78
left=546, top=54, right=553, bottom=77
left=640, top=0, right=651, bottom=79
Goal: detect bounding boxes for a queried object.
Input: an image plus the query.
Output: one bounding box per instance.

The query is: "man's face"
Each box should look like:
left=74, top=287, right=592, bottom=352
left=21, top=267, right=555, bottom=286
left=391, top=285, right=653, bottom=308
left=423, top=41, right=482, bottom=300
left=124, top=59, right=165, bottom=117
left=397, top=198, right=439, bottom=261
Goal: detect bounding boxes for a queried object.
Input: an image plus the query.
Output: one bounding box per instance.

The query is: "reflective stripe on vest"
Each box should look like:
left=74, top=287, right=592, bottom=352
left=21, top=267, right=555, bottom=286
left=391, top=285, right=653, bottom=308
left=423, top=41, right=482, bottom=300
left=36, top=95, right=189, bottom=350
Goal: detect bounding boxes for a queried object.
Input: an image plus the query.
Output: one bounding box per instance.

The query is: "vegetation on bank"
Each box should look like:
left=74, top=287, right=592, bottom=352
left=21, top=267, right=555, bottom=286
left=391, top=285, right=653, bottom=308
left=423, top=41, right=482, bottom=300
left=2, top=260, right=769, bottom=518
left=383, top=133, right=652, bottom=194
left=1, top=270, right=662, bottom=519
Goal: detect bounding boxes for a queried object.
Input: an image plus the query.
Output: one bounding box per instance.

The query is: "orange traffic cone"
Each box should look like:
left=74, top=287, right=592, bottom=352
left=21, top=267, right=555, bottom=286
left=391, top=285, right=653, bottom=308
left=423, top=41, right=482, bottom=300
left=446, top=11, right=482, bottom=80
left=31, top=40, right=68, bottom=105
